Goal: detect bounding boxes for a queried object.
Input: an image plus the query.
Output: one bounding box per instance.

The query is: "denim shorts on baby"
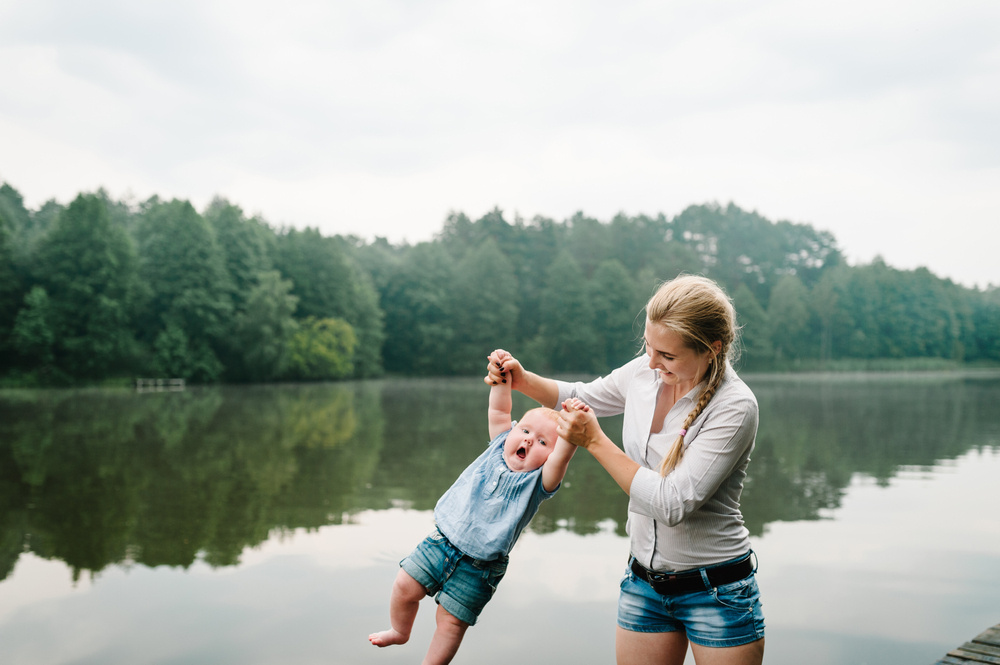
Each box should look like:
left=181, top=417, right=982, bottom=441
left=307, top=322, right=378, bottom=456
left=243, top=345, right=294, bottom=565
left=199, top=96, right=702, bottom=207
left=617, top=554, right=766, bottom=648
left=400, top=528, right=509, bottom=626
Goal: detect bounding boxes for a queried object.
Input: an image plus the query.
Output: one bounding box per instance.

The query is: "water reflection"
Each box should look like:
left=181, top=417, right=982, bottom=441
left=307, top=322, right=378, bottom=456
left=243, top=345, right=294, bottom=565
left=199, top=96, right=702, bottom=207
left=0, top=383, right=386, bottom=580
left=744, top=371, right=1000, bottom=534
left=1, top=372, right=998, bottom=581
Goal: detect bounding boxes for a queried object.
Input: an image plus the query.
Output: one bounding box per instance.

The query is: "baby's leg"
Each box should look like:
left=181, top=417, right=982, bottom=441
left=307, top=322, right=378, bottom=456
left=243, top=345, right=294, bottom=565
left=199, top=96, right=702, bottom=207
left=369, top=568, right=427, bottom=647
left=422, top=604, right=470, bottom=665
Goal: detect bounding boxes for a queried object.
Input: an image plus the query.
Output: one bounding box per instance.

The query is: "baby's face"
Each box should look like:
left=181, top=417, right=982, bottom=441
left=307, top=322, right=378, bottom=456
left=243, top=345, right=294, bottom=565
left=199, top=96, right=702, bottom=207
left=502, top=410, right=559, bottom=472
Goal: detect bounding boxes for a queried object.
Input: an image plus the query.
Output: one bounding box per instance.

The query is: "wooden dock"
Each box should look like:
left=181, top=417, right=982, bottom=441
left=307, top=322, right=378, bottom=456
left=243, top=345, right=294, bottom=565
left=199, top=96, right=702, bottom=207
left=134, top=378, right=186, bottom=392
left=936, top=624, right=1000, bottom=664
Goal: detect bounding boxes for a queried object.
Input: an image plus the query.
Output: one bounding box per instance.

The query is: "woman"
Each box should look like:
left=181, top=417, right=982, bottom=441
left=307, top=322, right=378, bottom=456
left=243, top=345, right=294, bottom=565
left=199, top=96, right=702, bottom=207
left=486, top=274, right=764, bottom=665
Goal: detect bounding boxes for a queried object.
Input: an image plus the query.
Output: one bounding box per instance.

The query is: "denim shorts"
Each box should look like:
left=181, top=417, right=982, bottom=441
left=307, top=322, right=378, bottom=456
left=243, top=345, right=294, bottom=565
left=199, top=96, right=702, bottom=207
left=400, top=528, right=509, bottom=626
left=617, top=554, right=766, bottom=648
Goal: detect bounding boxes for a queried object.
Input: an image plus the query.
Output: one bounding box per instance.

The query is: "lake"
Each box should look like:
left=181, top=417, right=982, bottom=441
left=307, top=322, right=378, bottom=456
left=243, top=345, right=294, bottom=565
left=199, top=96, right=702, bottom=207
left=1, top=372, right=998, bottom=664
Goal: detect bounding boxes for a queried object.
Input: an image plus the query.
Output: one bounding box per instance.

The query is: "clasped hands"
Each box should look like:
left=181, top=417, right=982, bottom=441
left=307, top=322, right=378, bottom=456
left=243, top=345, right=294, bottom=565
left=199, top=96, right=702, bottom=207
left=485, top=349, right=603, bottom=451
left=557, top=397, right=601, bottom=451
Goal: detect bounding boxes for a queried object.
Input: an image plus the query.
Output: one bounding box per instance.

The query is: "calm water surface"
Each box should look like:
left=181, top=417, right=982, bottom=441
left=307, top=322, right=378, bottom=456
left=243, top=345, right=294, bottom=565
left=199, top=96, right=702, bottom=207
left=1, top=372, right=998, bottom=665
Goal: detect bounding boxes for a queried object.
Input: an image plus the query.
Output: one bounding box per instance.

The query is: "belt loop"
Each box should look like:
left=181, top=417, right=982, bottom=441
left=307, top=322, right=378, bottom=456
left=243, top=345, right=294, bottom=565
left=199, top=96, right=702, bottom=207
left=750, top=549, right=758, bottom=574
left=698, top=566, right=712, bottom=591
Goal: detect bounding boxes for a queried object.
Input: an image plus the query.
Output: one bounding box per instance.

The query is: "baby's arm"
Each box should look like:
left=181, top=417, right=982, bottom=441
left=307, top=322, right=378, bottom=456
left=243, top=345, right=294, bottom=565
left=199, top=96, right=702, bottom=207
left=541, top=399, right=588, bottom=492
left=488, top=350, right=514, bottom=440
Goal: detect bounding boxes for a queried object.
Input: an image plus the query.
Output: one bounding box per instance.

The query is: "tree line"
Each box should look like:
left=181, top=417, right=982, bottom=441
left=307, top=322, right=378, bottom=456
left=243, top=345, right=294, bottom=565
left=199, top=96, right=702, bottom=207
left=1, top=181, right=997, bottom=384
left=0, top=183, right=382, bottom=384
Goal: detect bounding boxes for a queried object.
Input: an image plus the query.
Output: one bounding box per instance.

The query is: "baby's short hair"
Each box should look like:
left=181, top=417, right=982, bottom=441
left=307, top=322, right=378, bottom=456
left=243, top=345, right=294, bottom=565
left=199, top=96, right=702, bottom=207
left=523, top=406, right=560, bottom=423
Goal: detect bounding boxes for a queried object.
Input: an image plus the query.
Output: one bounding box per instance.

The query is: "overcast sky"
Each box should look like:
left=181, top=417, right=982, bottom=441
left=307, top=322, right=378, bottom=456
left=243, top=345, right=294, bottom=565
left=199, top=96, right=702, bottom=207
left=1, top=0, right=998, bottom=287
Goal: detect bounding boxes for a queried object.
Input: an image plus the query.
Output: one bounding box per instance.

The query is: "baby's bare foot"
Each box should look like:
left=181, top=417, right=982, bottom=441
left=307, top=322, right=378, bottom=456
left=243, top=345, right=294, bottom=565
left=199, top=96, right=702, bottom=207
left=369, top=629, right=408, bottom=647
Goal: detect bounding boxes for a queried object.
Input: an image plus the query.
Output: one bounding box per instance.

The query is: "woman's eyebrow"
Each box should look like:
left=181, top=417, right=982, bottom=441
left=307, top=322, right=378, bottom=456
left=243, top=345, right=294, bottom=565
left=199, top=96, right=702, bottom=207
left=646, top=340, right=672, bottom=356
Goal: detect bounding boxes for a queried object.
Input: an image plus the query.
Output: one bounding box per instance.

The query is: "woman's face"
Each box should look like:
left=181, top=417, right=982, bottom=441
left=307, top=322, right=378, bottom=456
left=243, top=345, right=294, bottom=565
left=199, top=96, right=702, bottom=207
left=644, top=319, right=716, bottom=390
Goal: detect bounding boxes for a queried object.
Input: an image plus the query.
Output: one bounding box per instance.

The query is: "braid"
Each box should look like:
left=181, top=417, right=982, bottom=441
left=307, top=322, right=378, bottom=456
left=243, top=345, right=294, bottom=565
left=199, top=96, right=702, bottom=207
left=645, top=274, right=739, bottom=477
left=657, top=360, right=725, bottom=476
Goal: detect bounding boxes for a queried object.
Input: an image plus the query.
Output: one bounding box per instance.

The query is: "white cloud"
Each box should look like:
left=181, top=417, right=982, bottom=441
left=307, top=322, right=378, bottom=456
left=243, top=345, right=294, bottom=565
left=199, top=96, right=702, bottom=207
left=1, top=0, right=998, bottom=285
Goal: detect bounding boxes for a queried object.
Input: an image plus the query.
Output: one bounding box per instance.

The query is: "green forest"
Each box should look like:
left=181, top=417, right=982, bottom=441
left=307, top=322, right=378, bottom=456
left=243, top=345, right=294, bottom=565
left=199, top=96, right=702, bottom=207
left=1, top=181, right=998, bottom=385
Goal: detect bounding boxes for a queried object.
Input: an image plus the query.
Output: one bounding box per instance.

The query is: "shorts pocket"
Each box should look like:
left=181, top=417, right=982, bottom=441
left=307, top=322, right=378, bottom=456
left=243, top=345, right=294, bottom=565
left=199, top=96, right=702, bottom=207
left=480, top=557, right=508, bottom=594
left=711, top=576, right=757, bottom=613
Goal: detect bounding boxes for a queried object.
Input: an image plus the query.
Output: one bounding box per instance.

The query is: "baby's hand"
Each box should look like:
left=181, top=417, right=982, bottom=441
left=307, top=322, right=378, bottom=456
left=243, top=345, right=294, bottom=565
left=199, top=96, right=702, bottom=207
left=485, top=349, right=516, bottom=386
left=491, top=349, right=512, bottom=366
left=557, top=399, right=599, bottom=449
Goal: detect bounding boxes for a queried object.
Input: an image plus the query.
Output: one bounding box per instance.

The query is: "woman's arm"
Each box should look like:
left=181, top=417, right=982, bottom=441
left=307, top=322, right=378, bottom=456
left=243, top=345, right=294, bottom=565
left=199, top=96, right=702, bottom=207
left=485, top=350, right=560, bottom=408
left=557, top=403, right=639, bottom=495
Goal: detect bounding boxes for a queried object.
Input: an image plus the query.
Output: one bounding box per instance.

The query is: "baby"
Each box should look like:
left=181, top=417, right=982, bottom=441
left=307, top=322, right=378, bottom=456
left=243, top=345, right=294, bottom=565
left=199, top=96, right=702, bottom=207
left=369, top=350, right=585, bottom=664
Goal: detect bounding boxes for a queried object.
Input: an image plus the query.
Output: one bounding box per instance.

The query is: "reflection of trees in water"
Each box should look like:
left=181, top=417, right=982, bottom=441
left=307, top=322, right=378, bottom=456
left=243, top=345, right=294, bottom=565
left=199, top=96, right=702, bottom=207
left=1, top=373, right=997, bottom=579
left=0, top=384, right=384, bottom=581
left=742, top=373, right=1000, bottom=535
left=365, top=373, right=1000, bottom=539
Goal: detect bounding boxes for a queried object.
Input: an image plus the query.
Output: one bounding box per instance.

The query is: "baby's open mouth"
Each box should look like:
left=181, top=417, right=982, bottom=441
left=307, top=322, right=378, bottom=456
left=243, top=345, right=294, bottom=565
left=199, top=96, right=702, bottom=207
left=516, top=447, right=527, bottom=460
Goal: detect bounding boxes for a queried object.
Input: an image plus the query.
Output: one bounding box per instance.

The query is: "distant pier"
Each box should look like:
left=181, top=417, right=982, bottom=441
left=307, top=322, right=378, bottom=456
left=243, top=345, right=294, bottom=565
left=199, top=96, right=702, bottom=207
left=134, top=378, right=186, bottom=392
left=935, top=624, right=1000, bottom=664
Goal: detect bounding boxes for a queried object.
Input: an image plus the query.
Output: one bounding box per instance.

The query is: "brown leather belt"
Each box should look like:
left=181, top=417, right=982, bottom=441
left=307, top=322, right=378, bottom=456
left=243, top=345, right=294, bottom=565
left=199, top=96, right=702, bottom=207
left=630, top=553, right=753, bottom=596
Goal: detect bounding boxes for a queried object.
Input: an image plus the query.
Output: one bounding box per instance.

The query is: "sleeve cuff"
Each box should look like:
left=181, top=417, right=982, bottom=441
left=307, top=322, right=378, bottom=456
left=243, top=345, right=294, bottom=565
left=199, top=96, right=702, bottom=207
left=628, top=466, right=660, bottom=514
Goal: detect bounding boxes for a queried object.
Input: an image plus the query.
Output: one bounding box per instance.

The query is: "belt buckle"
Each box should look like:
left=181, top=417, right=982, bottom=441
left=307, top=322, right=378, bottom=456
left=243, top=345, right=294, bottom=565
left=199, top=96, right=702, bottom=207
left=633, top=557, right=679, bottom=584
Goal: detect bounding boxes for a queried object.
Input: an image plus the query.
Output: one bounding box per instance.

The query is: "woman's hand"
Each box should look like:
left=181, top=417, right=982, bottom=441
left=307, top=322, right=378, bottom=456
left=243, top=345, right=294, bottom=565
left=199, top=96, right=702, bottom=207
left=485, top=349, right=524, bottom=388
left=557, top=398, right=603, bottom=450
left=560, top=398, right=639, bottom=495
left=484, top=349, right=561, bottom=409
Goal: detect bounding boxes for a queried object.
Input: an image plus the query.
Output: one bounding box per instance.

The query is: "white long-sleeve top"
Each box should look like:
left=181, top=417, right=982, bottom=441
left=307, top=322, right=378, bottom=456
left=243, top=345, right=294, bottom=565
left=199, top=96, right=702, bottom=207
left=556, top=356, right=758, bottom=572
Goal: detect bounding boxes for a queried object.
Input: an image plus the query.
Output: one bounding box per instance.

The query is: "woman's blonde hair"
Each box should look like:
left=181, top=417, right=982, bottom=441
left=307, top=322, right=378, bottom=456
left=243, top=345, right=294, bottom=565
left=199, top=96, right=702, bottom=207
left=647, top=274, right=740, bottom=476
